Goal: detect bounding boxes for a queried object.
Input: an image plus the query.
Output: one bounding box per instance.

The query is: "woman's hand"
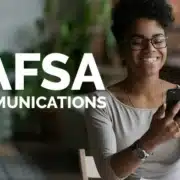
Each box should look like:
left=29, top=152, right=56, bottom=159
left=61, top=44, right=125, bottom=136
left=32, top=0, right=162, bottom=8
left=140, top=102, right=180, bottom=152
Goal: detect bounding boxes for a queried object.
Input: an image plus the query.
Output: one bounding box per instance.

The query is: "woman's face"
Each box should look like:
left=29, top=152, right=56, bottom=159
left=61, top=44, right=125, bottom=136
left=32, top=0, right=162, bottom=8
left=123, top=18, right=167, bottom=77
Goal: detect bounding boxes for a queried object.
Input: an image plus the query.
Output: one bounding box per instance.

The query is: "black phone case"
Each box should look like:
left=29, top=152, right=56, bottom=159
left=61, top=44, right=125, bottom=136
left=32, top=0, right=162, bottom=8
left=166, top=88, right=180, bottom=119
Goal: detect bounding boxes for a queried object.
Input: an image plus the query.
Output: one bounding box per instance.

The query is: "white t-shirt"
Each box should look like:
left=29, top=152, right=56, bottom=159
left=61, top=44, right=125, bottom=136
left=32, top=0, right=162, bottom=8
left=85, top=87, right=180, bottom=180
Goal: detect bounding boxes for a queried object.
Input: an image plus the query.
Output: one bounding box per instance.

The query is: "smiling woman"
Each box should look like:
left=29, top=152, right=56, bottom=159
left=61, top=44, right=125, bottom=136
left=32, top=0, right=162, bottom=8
left=123, top=19, right=168, bottom=76
left=85, top=0, right=180, bottom=180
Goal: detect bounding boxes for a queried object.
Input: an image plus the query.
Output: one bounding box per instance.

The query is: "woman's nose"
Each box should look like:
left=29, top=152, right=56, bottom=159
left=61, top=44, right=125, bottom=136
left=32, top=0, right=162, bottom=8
left=144, top=40, right=156, bottom=52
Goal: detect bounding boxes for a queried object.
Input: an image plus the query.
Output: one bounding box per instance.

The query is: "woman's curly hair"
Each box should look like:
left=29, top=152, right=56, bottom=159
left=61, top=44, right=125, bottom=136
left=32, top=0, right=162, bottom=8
left=111, top=0, right=175, bottom=43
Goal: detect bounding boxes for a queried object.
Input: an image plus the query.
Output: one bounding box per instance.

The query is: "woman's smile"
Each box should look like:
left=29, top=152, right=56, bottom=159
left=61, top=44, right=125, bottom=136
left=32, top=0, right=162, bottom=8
left=141, top=57, right=158, bottom=63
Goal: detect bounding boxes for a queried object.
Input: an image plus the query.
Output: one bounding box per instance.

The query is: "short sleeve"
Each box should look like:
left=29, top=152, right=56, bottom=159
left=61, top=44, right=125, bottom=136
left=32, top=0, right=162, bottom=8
left=85, top=91, right=126, bottom=180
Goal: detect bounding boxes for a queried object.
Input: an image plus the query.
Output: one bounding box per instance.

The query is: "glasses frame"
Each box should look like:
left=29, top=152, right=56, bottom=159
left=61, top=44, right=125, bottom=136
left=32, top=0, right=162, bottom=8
left=128, top=35, right=168, bottom=50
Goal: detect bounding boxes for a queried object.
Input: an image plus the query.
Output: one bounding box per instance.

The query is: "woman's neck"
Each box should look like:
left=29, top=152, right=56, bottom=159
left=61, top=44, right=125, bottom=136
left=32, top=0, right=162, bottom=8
left=124, top=74, right=162, bottom=96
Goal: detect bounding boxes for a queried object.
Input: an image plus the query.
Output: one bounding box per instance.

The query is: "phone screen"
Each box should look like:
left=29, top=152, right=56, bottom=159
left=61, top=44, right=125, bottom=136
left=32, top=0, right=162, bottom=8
left=166, top=89, right=180, bottom=119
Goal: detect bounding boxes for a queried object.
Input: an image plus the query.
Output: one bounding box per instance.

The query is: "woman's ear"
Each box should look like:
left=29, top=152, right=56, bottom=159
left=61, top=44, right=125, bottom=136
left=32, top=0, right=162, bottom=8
left=116, top=44, right=127, bottom=67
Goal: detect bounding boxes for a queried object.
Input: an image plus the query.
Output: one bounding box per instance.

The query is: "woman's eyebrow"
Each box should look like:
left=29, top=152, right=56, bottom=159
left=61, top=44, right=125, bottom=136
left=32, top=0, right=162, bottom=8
left=131, top=34, right=145, bottom=38
left=152, top=33, right=165, bottom=37
left=131, top=33, right=165, bottom=38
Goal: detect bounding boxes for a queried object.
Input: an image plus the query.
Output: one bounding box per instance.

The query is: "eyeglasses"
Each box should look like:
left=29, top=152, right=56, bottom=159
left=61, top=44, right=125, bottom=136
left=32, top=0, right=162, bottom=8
left=129, top=35, right=168, bottom=50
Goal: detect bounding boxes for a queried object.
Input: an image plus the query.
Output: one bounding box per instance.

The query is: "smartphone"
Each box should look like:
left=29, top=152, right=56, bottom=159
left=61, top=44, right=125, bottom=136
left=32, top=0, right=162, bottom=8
left=166, top=88, right=180, bottom=120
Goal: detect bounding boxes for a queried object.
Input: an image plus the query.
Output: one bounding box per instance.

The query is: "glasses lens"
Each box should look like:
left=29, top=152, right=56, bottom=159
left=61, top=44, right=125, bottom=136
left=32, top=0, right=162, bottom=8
left=130, top=38, right=144, bottom=50
left=130, top=35, right=167, bottom=50
left=152, top=35, right=167, bottom=49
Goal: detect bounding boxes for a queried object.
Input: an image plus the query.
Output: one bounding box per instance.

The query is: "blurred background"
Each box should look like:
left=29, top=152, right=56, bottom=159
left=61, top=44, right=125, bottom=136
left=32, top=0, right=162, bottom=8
left=0, top=0, right=179, bottom=179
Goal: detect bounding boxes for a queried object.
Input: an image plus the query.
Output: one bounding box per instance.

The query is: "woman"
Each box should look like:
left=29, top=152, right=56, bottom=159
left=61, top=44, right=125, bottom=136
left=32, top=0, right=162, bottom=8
left=85, top=0, right=180, bottom=180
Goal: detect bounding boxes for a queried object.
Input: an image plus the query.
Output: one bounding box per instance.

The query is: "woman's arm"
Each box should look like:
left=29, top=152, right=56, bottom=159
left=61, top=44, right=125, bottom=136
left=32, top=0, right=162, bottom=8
left=85, top=99, right=156, bottom=180
left=110, top=134, right=156, bottom=178
left=85, top=92, right=156, bottom=180
left=86, top=102, right=156, bottom=180
left=85, top=97, right=119, bottom=179
left=86, top=96, right=180, bottom=179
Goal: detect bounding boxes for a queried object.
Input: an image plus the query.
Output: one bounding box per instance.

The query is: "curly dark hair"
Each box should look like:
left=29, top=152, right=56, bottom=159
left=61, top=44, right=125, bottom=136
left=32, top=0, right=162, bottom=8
left=111, top=0, right=175, bottom=44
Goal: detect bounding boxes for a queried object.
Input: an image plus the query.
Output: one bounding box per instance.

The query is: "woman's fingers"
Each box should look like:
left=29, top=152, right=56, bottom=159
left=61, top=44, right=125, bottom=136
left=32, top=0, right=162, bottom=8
left=153, top=103, right=166, bottom=119
left=173, top=117, right=180, bottom=138
left=165, top=101, right=180, bottom=121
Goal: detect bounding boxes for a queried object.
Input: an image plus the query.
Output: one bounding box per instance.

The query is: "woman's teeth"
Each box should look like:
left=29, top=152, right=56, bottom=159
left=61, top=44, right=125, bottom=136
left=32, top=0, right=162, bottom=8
left=143, top=58, right=157, bottom=63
